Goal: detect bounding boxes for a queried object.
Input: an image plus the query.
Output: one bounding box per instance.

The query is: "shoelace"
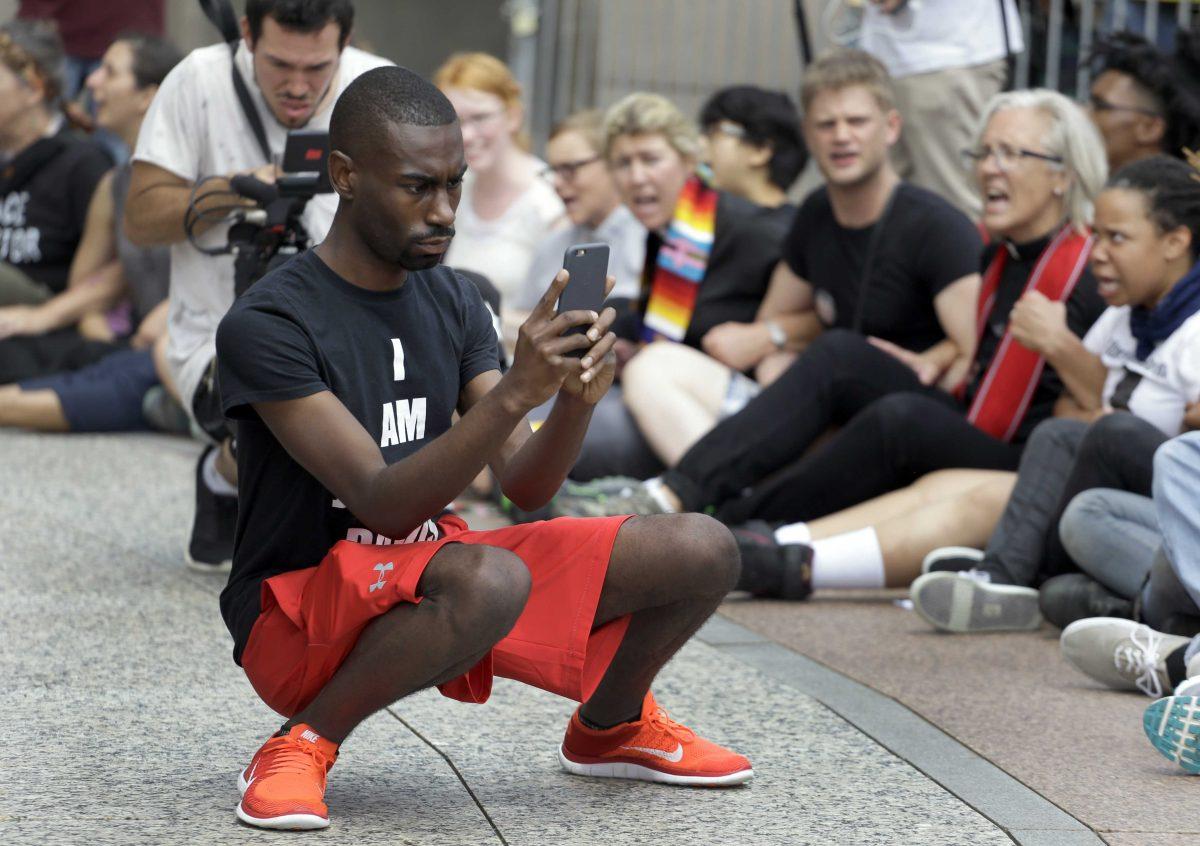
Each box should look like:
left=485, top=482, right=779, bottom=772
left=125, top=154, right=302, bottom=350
left=261, top=739, right=331, bottom=782
left=959, top=568, right=992, bottom=584
left=645, top=706, right=696, bottom=747
left=1114, top=624, right=1166, bottom=698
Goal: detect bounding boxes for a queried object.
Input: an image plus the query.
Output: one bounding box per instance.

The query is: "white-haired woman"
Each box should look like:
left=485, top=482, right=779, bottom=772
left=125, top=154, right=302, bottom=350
left=556, top=89, right=1110, bottom=600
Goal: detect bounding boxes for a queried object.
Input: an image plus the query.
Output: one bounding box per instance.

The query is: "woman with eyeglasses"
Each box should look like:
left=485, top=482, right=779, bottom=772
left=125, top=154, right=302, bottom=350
left=1084, top=30, right=1200, bottom=174
left=516, top=110, right=645, bottom=322
left=434, top=52, right=565, bottom=337
left=552, top=90, right=1112, bottom=604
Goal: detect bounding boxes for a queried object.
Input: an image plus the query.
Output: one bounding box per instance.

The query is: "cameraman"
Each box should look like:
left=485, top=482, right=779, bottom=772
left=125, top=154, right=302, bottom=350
left=124, top=0, right=389, bottom=571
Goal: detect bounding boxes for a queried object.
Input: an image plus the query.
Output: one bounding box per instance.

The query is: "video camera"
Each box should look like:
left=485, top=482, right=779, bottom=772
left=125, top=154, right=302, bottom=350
left=188, top=0, right=335, bottom=295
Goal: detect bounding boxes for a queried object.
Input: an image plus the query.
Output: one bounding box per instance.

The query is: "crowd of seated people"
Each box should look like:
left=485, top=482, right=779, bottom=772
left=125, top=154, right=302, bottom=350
left=9, top=0, right=1200, bottom=784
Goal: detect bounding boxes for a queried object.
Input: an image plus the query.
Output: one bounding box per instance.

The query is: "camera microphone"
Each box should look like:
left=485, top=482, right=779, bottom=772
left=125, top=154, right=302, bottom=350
left=230, top=174, right=280, bottom=206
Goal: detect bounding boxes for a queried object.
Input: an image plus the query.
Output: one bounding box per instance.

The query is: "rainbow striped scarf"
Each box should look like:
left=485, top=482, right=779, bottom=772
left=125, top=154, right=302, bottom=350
left=640, top=176, right=718, bottom=343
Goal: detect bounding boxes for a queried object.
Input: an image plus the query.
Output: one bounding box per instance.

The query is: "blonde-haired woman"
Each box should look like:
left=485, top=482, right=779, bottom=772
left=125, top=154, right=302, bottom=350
left=563, top=91, right=789, bottom=480
left=435, top=52, right=564, bottom=332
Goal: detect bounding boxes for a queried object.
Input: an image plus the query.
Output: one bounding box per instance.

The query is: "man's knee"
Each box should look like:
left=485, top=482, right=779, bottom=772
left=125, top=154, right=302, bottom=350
left=1026, top=417, right=1086, bottom=453
left=1058, top=489, right=1105, bottom=559
left=863, top=392, right=939, bottom=428
left=623, top=341, right=697, bottom=395
left=659, top=513, right=741, bottom=594
left=422, top=543, right=531, bottom=623
left=1080, top=412, right=1155, bottom=456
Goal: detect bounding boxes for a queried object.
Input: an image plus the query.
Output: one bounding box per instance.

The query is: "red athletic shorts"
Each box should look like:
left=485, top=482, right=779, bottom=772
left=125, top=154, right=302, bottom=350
left=240, top=514, right=633, bottom=717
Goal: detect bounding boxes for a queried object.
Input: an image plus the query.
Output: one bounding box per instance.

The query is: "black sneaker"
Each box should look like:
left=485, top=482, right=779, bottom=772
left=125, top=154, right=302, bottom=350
left=730, top=521, right=813, bottom=600
left=1038, top=573, right=1134, bottom=629
left=921, top=546, right=985, bottom=574
left=186, top=446, right=237, bottom=573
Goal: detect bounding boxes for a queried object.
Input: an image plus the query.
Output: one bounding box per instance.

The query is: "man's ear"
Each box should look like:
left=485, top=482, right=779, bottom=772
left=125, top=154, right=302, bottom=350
left=884, top=108, right=902, bottom=147
left=240, top=16, right=254, bottom=51
left=328, top=150, right=355, bottom=199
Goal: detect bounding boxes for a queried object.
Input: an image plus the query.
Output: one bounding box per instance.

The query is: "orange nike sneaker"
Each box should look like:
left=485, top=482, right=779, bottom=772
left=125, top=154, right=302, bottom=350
left=559, top=692, right=753, bottom=786
left=236, top=724, right=339, bottom=830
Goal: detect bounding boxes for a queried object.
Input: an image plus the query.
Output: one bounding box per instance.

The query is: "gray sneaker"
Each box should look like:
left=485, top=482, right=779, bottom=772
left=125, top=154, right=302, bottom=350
left=1060, top=617, right=1190, bottom=698
left=550, top=477, right=666, bottom=518
left=910, top=570, right=1041, bottom=633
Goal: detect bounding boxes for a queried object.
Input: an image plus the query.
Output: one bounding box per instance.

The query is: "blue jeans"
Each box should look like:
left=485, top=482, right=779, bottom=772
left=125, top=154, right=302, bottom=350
left=1059, top=488, right=1159, bottom=599
left=1150, top=434, right=1200, bottom=618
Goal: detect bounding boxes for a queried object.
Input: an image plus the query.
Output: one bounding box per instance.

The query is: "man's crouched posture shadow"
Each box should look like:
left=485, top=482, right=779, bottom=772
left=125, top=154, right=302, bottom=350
left=216, top=66, right=752, bottom=831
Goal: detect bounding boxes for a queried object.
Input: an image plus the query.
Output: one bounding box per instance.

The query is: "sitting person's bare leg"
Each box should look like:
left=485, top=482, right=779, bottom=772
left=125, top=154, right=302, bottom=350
left=872, top=474, right=1016, bottom=586
left=0, top=385, right=68, bottom=431
left=623, top=343, right=730, bottom=466
left=807, top=469, right=1014, bottom=540
left=286, top=543, right=531, bottom=744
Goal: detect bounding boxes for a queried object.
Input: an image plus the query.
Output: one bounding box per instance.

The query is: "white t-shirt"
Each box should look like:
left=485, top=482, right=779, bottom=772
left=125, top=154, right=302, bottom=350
left=1083, top=306, right=1200, bottom=436
left=132, top=41, right=391, bottom=409
left=517, top=204, right=646, bottom=310
left=860, top=0, right=1024, bottom=78
left=443, top=166, right=565, bottom=306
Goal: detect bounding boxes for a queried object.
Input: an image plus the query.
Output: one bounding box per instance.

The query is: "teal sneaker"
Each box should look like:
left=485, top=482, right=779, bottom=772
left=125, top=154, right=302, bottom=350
left=1144, top=695, right=1200, bottom=774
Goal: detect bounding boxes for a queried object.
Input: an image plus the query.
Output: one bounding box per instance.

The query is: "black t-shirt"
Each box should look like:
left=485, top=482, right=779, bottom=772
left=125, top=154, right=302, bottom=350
left=620, top=190, right=786, bottom=348
left=961, top=236, right=1105, bottom=443
left=782, top=183, right=982, bottom=352
left=0, top=128, right=111, bottom=293
left=215, top=250, right=501, bottom=662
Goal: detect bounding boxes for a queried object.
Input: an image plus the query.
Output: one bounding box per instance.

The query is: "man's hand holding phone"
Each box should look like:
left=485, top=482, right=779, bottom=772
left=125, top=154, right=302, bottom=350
left=502, top=269, right=617, bottom=411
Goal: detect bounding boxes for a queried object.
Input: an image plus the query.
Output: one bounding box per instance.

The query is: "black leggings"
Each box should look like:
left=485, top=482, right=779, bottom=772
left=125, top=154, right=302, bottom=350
left=662, top=329, right=1022, bottom=524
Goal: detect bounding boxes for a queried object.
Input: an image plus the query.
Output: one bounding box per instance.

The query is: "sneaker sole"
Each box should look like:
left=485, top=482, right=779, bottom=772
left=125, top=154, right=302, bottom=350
left=920, top=547, right=984, bottom=575
left=911, top=573, right=1041, bottom=633
left=558, top=745, right=753, bottom=786
left=235, top=803, right=329, bottom=830
left=184, top=547, right=232, bottom=574
left=1144, top=696, right=1200, bottom=774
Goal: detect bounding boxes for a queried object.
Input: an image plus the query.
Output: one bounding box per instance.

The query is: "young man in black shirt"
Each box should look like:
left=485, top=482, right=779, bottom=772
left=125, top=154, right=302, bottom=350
left=216, top=67, right=751, bottom=831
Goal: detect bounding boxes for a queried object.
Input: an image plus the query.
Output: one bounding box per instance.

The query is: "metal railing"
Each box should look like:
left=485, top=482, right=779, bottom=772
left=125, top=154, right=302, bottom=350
left=520, top=0, right=1196, bottom=149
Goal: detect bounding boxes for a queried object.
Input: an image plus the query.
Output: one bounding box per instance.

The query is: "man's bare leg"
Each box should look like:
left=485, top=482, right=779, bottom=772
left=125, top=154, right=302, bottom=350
left=285, top=543, right=531, bottom=743
left=580, top=513, right=739, bottom=726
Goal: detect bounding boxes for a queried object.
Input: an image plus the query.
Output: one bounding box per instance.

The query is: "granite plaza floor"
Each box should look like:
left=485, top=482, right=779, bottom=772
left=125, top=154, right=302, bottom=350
left=1, top=430, right=1191, bottom=845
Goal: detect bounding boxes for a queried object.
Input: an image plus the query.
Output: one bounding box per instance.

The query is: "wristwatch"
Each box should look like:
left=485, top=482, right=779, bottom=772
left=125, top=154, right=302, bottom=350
left=764, top=319, right=787, bottom=351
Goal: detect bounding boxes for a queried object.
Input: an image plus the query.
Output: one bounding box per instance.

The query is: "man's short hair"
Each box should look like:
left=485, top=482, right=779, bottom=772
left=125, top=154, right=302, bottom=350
left=245, top=0, right=355, bottom=45
left=117, top=32, right=183, bottom=90
left=800, top=48, right=895, bottom=115
left=330, top=66, right=459, bottom=161
left=699, top=85, right=806, bottom=190
left=0, top=19, right=65, bottom=105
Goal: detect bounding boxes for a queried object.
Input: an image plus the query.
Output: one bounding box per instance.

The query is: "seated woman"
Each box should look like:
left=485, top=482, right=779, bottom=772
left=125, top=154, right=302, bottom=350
left=435, top=52, right=565, bottom=344
left=555, top=90, right=1108, bottom=594
left=0, top=20, right=110, bottom=311
left=563, top=91, right=789, bottom=481
left=516, top=109, right=645, bottom=319
left=0, top=33, right=184, bottom=433
left=909, top=154, right=1200, bottom=631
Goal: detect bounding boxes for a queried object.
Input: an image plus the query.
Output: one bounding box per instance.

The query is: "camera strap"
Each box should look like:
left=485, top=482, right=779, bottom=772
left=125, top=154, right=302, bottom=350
left=197, top=0, right=273, bottom=164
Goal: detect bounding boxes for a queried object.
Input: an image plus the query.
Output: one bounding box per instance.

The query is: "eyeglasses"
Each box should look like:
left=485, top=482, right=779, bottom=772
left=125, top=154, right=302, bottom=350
left=961, top=143, right=1064, bottom=172
left=703, top=120, right=747, bottom=140
left=1086, top=93, right=1161, bottom=118
left=542, top=155, right=602, bottom=181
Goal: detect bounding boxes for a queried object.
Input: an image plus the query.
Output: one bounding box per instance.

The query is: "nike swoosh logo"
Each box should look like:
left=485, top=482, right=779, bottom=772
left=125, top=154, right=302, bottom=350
left=619, top=743, right=684, bottom=763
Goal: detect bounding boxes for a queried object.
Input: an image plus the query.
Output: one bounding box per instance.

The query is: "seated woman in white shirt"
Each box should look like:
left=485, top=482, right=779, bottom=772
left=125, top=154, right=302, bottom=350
left=435, top=51, right=564, bottom=345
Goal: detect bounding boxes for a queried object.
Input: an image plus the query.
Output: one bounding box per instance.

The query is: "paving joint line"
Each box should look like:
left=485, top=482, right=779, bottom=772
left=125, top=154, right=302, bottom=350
left=700, top=614, right=1106, bottom=846
left=386, top=706, right=509, bottom=845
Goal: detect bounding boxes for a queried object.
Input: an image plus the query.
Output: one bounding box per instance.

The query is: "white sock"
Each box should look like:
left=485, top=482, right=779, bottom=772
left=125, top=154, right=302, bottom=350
left=202, top=448, right=238, bottom=498
left=810, top=527, right=885, bottom=590
left=774, top=521, right=812, bottom=545
left=642, top=477, right=679, bottom=513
